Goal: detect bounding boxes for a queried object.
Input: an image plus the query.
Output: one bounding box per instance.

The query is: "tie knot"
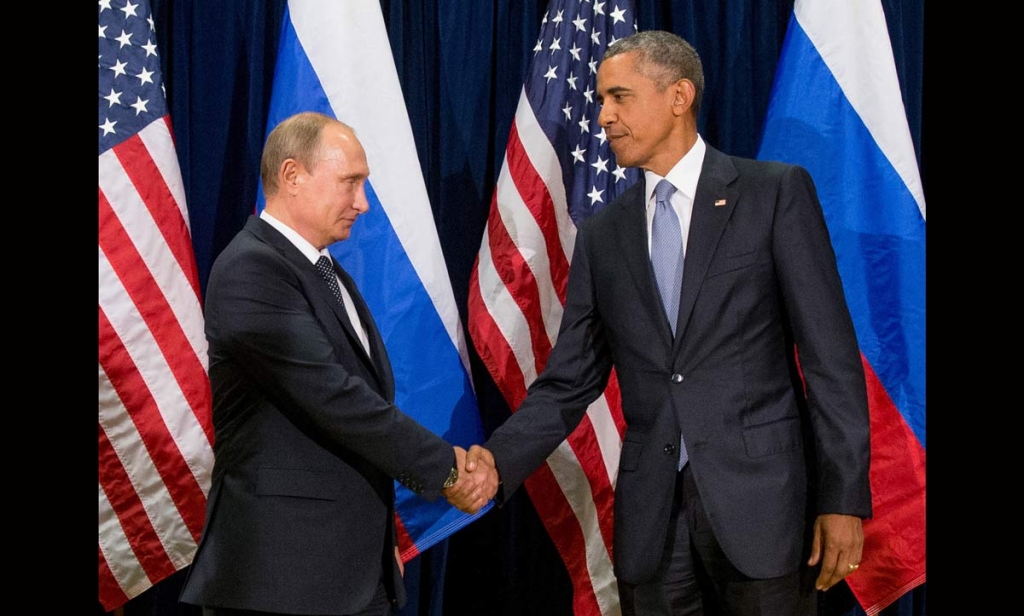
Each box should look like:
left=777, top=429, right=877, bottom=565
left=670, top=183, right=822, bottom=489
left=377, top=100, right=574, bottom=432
left=316, top=255, right=334, bottom=278
left=655, top=179, right=675, bottom=204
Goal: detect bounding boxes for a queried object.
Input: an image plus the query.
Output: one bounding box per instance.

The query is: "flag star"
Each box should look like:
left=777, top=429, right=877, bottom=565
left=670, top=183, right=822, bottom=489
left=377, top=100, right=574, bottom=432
left=549, top=37, right=561, bottom=53
left=131, top=96, right=149, bottom=115
left=562, top=102, right=573, bottom=120
left=115, top=29, right=134, bottom=48
left=588, top=58, right=599, bottom=74
left=609, top=35, right=621, bottom=46
left=571, top=145, right=586, bottom=163
left=534, top=39, right=543, bottom=53
left=572, top=16, right=587, bottom=32
left=98, top=24, right=107, bottom=38
left=148, top=15, right=155, bottom=30
left=142, top=39, right=158, bottom=57
left=610, top=6, right=627, bottom=24
left=98, top=0, right=112, bottom=11
left=136, top=66, right=155, bottom=85
left=100, top=118, right=117, bottom=136
left=591, top=156, right=609, bottom=176
left=541, top=13, right=548, bottom=25
left=567, top=72, right=578, bottom=90
left=103, top=88, right=123, bottom=108
left=121, top=0, right=139, bottom=18
left=587, top=185, right=604, bottom=205
left=110, top=58, right=128, bottom=78
left=594, top=2, right=606, bottom=16
left=578, top=117, right=590, bottom=133
left=552, top=9, right=564, bottom=24
left=590, top=29, right=601, bottom=46
left=583, top=86, right=594, bottom=103
left=613, top=165, right=628, bottom=182
left=569, top=43, right=582, bottom=61
left=595, top=128, right=608, bottom=145
left=544, top=65, right=558, bottom=81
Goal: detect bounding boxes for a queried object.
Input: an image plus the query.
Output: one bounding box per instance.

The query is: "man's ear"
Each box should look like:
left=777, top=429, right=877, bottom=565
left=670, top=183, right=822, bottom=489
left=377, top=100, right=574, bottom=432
left=280, top=159, right=302, bottom=195
left=672, top=79, right=696, bottom=117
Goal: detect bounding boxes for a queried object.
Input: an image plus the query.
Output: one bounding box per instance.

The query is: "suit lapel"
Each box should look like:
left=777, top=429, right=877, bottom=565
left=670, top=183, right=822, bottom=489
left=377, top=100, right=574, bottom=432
left=334, top=263, right=396, bottom=401
left=674, top=146, right=739, bottom=345
left=614, top=180, right=676, bottom=345
left=247, top=217, right=389, bottom=394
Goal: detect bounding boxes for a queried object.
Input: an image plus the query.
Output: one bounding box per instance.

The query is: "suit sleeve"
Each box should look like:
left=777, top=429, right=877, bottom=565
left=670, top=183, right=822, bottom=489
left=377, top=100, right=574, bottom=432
left=484, top=226, right=615, bottom=498
left=772, top=165, right=872, bottom=517
left=205, top=244, right=454, bottom=500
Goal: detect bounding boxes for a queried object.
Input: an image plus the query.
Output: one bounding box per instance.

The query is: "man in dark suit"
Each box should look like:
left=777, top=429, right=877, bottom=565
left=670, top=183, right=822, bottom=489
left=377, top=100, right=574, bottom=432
left=457, top=31, right=871, bottom=615
left=180, top=112, right=489, bottom=616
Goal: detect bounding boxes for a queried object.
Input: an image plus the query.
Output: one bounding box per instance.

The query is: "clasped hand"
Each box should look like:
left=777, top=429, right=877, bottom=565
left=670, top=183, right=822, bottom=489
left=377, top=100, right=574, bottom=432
left=443, top=445, right=499, bottom=514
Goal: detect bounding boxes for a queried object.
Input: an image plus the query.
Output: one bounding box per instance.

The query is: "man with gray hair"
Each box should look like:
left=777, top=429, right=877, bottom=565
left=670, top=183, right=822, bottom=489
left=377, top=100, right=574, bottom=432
left=181, top=112, right=492, bottom=616
left=458, top=31, right=871, bottom=615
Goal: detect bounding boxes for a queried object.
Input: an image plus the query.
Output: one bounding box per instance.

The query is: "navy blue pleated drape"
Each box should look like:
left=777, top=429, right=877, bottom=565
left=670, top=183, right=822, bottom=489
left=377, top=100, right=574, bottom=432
left=106, top=2, right=927, bottom=615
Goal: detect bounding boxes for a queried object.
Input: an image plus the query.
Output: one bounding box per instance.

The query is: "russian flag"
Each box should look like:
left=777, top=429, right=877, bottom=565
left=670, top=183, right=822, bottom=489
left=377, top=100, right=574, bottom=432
left=757, top=0, right=926, bottom=613
left=258, top=0, right=491, bottom=559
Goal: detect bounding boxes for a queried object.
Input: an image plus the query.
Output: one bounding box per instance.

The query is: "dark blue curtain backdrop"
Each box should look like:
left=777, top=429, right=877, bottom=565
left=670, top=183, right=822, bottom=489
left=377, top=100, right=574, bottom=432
left=109, top=1, right=927, bottom=615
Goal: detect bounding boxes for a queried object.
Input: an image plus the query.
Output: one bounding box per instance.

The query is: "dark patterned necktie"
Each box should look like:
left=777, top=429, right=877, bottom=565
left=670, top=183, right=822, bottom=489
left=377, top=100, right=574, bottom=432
left=316, top=255, right=346, bottom=308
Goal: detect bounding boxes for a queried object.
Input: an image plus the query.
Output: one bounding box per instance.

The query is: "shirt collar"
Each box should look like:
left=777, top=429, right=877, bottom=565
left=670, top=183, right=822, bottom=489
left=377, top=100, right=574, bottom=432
left=260, top=209, right=331, bottom=265
left=643, top=134, right=707, bottom=205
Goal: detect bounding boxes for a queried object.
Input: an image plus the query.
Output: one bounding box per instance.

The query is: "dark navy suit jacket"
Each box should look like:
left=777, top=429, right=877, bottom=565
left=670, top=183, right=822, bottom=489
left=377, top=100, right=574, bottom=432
left=180, top=216, right=453, bottom=614
left=485, top=145, right=872, bottom=584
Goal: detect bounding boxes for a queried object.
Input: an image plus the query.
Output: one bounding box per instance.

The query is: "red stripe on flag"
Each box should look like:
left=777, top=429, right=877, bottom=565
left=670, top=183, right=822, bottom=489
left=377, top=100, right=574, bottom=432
left=504, top=123, right=571, bottom=303
left=524, top=463, right=603, bottom=616
left=467, top=256, right=530, bottom=409
left=98, top=421, right=175, bottom=584
left=604, top=371, right=627, bottom=439
left=395, top=511, right=419, bottom=562
left=483, top=191, right=553, bottom=377
left=847, top=354, right=926, bottom=615
left=99, top=189, right=215, bottom=445
left=561, top=414, right=616, bottom=556
left=98, top=307, right=208, bottom=540
left=98, top=548, right=131, bottom=611
left=112, top=132, right=203, bottom=300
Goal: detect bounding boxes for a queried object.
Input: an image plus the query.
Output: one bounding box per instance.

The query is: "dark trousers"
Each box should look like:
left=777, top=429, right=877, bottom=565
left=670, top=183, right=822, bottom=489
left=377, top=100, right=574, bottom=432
left=201, top=582, right=393, bottom=616
left=618, top=465, right=818, bottom=616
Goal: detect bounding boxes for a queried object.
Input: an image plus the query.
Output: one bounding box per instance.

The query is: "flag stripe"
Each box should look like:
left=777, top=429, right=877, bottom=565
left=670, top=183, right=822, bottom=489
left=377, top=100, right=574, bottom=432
left=523, top=463, right=604, bottom=616
left=98, top=419, right=175, bottom=585
left=99, top=360, right=200, bottom=567
left=112, top=128, right=203, bottom=300
left=504, top=122, right=572, bottom=304
left=98, top=295, right=207, bottom=541
left=99, top=190, right=214, bottom=447
left=98, top=548, right=131, bottom=609
left=99, top=149, right=209, bottom=375
left=486, top=184, right=554, bottom=377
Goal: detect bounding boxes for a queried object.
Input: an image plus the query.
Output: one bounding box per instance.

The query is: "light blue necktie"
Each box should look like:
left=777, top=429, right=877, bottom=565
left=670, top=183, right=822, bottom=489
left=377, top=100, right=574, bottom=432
left=650, top=179, right=688, bottom=470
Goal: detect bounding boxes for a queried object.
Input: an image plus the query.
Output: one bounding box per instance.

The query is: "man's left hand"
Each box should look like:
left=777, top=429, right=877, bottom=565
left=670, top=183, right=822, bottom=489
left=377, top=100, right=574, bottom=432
left=807, top=513, right=863, bottom=591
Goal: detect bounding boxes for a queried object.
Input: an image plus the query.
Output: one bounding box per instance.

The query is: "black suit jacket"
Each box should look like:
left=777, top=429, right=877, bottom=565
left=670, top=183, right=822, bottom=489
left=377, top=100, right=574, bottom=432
left=180, top=216, right=454, bottom=614
left=486, top=145, right=871, bottom=584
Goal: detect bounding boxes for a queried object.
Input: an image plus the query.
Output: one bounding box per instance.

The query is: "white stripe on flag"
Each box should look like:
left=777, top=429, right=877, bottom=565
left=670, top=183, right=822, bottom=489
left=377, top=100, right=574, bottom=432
left=98, top=248, right=213, bottom=484
left=99, top=363, right=198, bottom=569
left=99, top=150, right=209, bottom=370
left=98, top=478, right=150, bottom=599
left=137, top=120, right=194, bottom=232
left=795, top=0, right=925, bottom=218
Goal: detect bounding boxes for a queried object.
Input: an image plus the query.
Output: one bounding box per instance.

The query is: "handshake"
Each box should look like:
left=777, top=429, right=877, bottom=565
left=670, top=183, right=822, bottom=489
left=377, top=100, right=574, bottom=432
left=443, top=445, right=501, bottom=514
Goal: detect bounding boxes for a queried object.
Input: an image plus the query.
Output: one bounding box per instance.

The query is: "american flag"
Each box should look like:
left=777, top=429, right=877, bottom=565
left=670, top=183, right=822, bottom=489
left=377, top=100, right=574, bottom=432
left=98, top=0, right=214, bottom=610
left=467, top=1, right=638, bottom=614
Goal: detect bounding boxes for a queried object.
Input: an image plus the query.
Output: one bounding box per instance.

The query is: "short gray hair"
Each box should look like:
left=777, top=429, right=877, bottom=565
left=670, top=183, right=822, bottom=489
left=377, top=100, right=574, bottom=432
left=604, top=31, right=705, bottom=116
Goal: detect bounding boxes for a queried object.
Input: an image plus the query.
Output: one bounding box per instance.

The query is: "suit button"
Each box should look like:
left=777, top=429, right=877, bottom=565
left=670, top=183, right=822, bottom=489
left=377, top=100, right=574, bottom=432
left=663, top=443, right=676, bottom=455
left=671, top=373, right=683, bottom=383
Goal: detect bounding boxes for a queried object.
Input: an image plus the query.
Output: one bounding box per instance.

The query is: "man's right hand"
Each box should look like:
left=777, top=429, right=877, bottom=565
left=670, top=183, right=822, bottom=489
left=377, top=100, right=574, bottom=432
left=443, top=445, right=499, bottom=514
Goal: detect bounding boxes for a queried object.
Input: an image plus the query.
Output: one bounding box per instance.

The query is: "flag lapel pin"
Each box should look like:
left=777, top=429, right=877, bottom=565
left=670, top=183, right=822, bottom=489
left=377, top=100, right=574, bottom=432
left=714, top=198, right=727, bottom=207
